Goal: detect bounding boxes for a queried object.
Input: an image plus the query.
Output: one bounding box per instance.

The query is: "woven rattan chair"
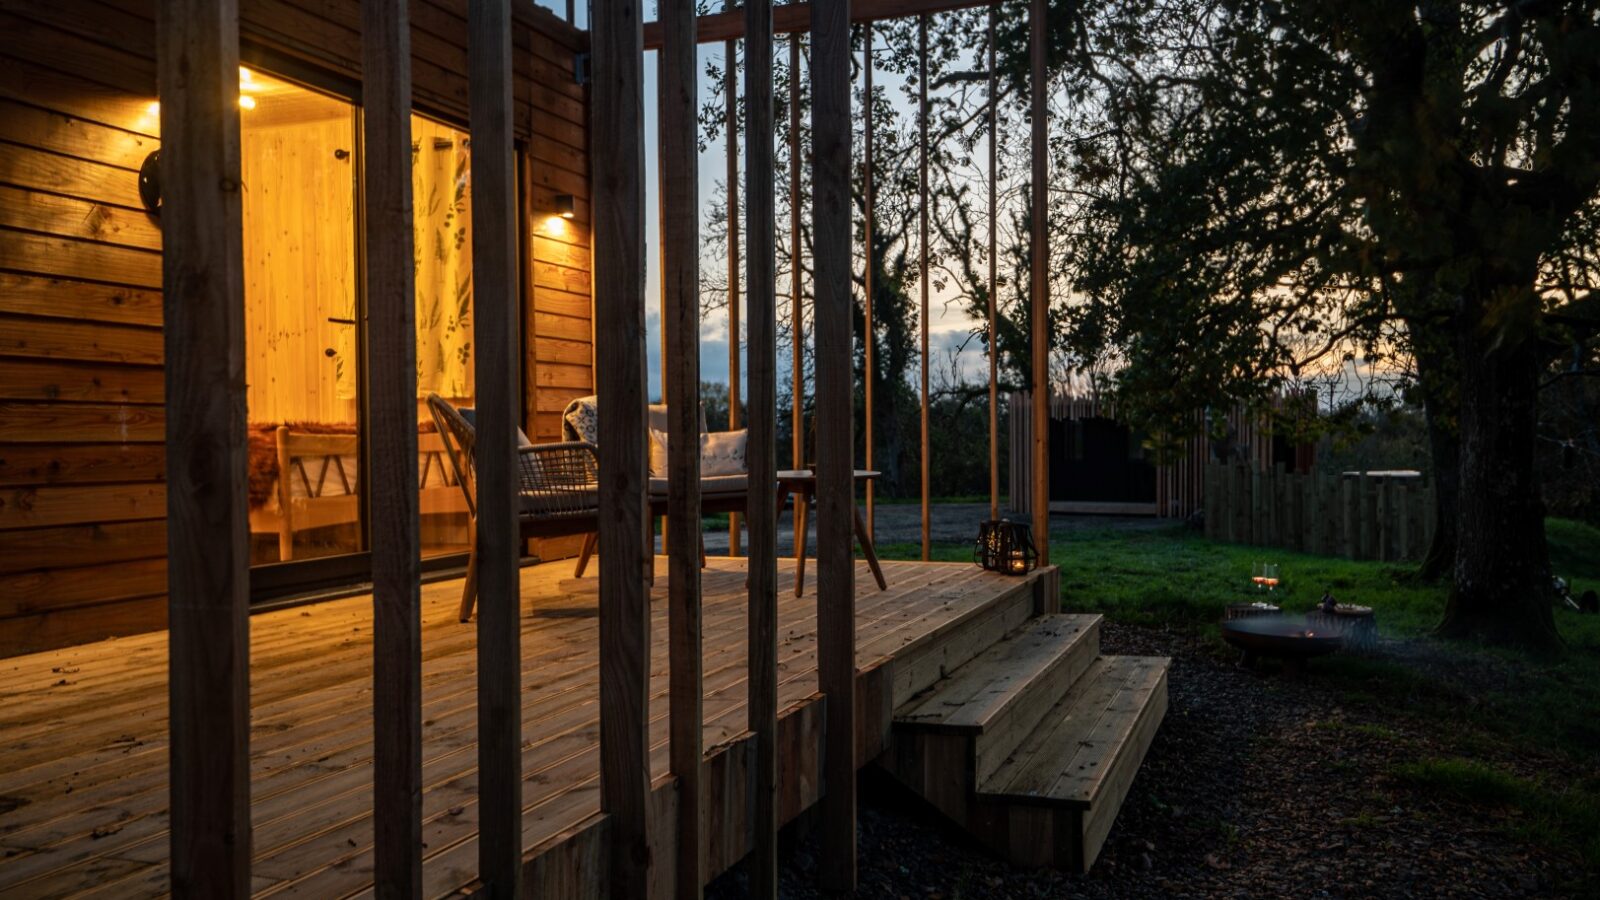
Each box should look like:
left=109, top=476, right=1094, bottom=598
left=427, top=393, right=601, bottom=622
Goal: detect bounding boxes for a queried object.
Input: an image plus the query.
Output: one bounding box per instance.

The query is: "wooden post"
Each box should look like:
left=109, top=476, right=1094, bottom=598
left=362, top=0, right=422, bottom=894
left=1394, top=481, right=1409, bottom=560
left=743, top=1, right=779, bottom=894
left=469, top=0, right=522, bottom=894
left=986, top=2, right=999, bottom=522
left=726, top=25, right=742, bottom=558
left=592, top=0, right=652, bottom=892
left=158, top=2, right=250, bottom=894
left=1342, top=475, right=1356, bottom=559
left=812, top=0, right=856, bottom=889
left=1377, top=477, right=1391, bottom=562
left=1250, top=466, right=1262, bottom=546
left=789, top=34, right=804, bottom=470
left=660, top=0, right=704, bottom=893
left=862, top=22, right=875, bottom=538
left=917, top=14, right=931, bottom=561
left=1028, top=0, right=1050, bottom=563
left=1203, top=463, right=1217, bottom=540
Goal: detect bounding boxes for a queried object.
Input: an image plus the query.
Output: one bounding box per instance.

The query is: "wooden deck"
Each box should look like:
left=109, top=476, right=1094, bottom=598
left=0, top=556, right=1052, bottom=898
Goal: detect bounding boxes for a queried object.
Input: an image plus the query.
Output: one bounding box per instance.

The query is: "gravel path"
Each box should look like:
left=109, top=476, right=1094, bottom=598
left=708, top=623, right=1586, bottom=899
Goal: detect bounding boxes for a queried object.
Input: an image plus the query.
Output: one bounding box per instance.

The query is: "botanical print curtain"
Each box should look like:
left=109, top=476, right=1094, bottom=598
left=411, top=119, right=474, bottom=401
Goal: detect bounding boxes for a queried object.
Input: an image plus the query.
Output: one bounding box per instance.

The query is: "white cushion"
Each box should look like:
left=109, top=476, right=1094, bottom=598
left=700, top=429, right=747, bottom=476
left=649, top=428, right=748, bottom=479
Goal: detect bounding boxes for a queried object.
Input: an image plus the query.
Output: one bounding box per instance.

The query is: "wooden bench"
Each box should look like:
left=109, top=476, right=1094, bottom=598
left=247, top=426, right=468, bottom=561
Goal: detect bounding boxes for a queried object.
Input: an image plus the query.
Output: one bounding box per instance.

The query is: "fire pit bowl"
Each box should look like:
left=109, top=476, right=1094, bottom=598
left=1221, top=615, right=1343, bottom=676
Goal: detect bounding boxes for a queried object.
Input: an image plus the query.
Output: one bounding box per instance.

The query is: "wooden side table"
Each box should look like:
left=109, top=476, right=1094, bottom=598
left=777, top=469, right=888, bottom=597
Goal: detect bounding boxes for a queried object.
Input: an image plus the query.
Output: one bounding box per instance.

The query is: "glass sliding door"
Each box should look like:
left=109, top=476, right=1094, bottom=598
left=240, top=68, right=364, bottom=565
left=237, top=65, right=486, bottom=580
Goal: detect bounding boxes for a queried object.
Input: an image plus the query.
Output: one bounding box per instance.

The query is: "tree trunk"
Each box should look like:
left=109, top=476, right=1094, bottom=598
left=1410, top=330, right=1460, bottom=581
left=1418, top=404, right=1460, bottom=580
left=1437, top=294, right=1560, bottom=651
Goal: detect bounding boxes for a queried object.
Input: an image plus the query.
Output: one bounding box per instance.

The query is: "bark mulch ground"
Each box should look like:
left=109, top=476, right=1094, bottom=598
left=709, top=622, right=1590, bottom=899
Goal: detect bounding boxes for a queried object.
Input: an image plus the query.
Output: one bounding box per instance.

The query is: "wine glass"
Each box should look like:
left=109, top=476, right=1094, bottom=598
left=1251, top=561, right=1266, bottom=591
left=1263, top=563, right=1279, bottom=591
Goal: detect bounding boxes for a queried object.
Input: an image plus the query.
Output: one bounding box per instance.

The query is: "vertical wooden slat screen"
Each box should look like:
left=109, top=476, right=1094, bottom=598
left=986, top=3, right=1000, bottom=521
left=789, top=34, right=804, bottom=470
left=158, top=1, right=251, bottom=894
left=917, top=14, right=931, bottom=561
left=592, top=0, right=652, bottom=892
left=811, top=0, right=856, bottom=890
left=862, top=23, right=876, bottom=537
left=659, top=0, right=704, bottom=893
left=1028, top=0, right=1050, bottom=564
left=743, top=0, right=780, bottom=893
left=726, top=25, right=743, bottom=558
left=468, top=0, right=522, bottom=894
left=361, top=0, right=422, bottom=895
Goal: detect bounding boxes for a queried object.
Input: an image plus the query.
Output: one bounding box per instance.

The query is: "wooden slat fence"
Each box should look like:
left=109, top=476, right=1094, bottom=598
left=1202, top=464, right=1437, bottom=562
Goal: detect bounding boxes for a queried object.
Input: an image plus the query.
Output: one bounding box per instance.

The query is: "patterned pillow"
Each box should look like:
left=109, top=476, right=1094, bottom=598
left=647, top=428, right=748, bottom=478
left=562, top=395, right=599, bottom=443
left=699, top=429, right=747, bottom=476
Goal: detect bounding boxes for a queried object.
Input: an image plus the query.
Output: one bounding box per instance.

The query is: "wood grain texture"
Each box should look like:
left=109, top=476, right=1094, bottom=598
left=743, top=0, right=779, bottom=894
left=361, top=0, right=423, bottom=894
left=659, top=0, right=705, bottom=893
left=809, top=0, right=856, bottom=890
left=468, top=0, right=523, bottom=895
left=0, top=272, right=163, bottom=327
left=156, top=0, right=252, bottom=893
left=0, top=557, right=1029, bottom=898
left=590, top=0, right=653, bottom=892
left=1029, top=0, right=1050, bottom=564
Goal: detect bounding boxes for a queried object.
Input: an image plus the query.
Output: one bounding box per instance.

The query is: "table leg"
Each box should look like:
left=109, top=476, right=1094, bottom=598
left=793, top=491, right=809, bottom=597
left=853, top=503, right=887, bottom=591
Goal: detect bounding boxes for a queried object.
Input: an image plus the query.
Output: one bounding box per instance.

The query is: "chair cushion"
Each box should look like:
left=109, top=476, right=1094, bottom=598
left=648, top=474, right=748, bottom=497
left=519, top=487, right=598, bottom=516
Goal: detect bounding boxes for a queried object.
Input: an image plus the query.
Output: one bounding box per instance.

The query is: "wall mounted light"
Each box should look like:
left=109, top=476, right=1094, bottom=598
left=554, top=194, right=575, bottom=219
left=138, top=150, right=162, bottom=220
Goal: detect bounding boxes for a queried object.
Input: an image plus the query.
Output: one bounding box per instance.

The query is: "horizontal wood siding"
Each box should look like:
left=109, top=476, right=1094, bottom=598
left=0, top=0, right=590, bottom=656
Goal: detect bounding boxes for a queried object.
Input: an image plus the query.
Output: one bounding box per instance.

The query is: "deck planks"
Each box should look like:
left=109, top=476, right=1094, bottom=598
left=0, top=557, right=1044, bottom=898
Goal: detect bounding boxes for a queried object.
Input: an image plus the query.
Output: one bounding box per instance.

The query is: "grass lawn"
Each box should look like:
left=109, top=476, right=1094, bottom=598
left=878, top=518, right=1600, bottom=884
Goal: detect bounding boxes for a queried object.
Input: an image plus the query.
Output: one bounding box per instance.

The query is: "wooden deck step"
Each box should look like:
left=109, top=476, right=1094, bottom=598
left=973, top=655, right=1170, bottom=872
left=895, top=614, right=1100, bottom=784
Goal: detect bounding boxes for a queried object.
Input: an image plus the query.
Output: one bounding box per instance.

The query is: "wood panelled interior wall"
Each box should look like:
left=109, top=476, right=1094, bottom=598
left=240, top=74, right=360, bottom=428
left=0, top=0, right=591, bottom=658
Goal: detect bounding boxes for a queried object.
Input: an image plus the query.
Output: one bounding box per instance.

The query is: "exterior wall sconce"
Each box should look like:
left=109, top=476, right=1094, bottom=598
left=554, top=194, right=575, bottom=218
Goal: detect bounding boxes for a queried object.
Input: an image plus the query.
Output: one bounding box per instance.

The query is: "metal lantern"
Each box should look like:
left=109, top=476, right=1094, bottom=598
left=974, top=518, right=1037, bottom=575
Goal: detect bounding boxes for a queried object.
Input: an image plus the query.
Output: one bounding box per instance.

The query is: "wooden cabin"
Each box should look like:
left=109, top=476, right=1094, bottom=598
left=0, top=0, right=592, bottom=657
left=0, top=2, right=1171, bottom=898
